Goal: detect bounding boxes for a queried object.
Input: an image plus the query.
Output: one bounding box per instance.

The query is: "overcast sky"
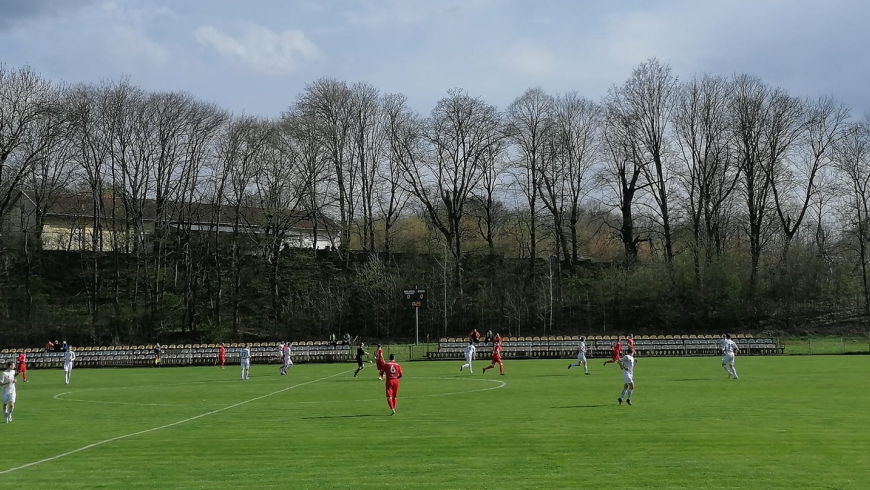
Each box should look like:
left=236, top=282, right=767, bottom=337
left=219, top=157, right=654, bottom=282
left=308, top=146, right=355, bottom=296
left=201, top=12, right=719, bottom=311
left=1, top=0, right=868, bottom=117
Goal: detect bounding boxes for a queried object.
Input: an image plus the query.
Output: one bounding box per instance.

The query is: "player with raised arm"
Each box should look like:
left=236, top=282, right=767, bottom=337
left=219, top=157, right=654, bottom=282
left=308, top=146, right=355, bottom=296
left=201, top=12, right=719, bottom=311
left=374, top=344, right=386, bottom=380
left=1, top=362, right=17, bottom=423
left=240, top=344, right=251, bottom=380
left=568, top=337, right=590, bottom=375
left=280, top=342, right=293, bottom=375
left=383, top=353, right=404, bottom=415
left=63, top=346, right=77, bottom=385
left=603, top=339, right=622, bottom=367
left=460, top=340, right=476, bottom=373
left=482, top=340, right=504, bottom=375
left=353, top=343, right=369, bottom=378
left=617, top=352, right=637, bottom=406
left=721, top=334, right=739, bottom=379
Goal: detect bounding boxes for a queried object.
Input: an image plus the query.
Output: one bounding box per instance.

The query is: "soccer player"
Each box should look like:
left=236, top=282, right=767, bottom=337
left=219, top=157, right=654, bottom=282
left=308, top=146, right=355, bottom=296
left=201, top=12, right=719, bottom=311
left=63, top=346, right=77, bottom=385
left=568, top=337, right=589, bottom=374
left=460, top=340, right=476, bottom=373
left=1, top=362, right=17, bottom=423
left=153, top=343, right=163, bottom=368
left=721, top=334, right=739, bottom=379
left=240, top=344, right=251, bottom=380
left=280, top=342, right=293, bottom=375
left=218, top=343, right=226, bottom=369
left=627, top=334, right=636, bottom=355
left=353, top=343, right=369, bottom=377
left=383, top=353, right=403, bottom=415
left=603, top=339, right=622, bottom=366
left=482, top=340, right=504, bottom=375
left=17, top=351, right=27, bottom=382
left=617, top=351, right=637, bottom=406
left=374, top=344, right=386, bottom=380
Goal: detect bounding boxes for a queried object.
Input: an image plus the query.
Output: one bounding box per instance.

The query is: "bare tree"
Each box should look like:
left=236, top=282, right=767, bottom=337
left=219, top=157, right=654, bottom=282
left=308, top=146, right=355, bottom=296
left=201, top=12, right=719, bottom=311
left=348, top=82, right=386, bottom=252
left=396, top=89, right=501, bottom=290
left=610, top=59, right=678, bottom=263
left=549, top=92, right=600, bottom=266
left=297, top=78, right=353, bottom=255
left=469, top=135, right=508, bottom=256
left=834, top=117, right=870, bottom=316
left=0, top=66, right=61, bottom=219
left=506, top=87, right=553, bottom=275
left=770, top=96, right=848, bottom=257
left=380, top=93, right=412, bottom=255
left=600, top=98, right=651, bottom=263
left=673, top=74, right=739, bottom=283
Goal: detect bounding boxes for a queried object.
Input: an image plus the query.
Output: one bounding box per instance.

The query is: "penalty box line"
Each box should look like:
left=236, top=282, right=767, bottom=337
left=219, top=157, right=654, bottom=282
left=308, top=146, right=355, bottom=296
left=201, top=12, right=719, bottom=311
left=0, top=370, right=351, bottom=476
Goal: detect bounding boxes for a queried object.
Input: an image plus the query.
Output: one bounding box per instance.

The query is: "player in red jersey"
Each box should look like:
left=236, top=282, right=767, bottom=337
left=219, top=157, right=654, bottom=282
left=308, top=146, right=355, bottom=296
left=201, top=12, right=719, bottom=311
left=482, top=341, right=504, bottom=375
left=218, top=343, right=226, bottom=369
left=603, top=340, right=622, bottom=366
left=627, top=335, right=636, bottom=355
left=383, top=353, right=403, bottom=415
left=374, top=344, right=386, bottom=380
left=16, top=352, right=27, bottom=382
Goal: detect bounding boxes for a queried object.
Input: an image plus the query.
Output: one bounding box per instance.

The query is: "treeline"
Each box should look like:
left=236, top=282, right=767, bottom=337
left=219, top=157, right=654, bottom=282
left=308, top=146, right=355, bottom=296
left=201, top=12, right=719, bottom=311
left=0, top=59, right=869, bottom=347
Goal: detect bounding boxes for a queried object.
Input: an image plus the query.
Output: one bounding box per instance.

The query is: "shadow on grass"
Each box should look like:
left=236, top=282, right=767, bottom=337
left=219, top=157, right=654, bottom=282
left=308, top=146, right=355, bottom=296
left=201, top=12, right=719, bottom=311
left=301, top=414, right=382, bottom=419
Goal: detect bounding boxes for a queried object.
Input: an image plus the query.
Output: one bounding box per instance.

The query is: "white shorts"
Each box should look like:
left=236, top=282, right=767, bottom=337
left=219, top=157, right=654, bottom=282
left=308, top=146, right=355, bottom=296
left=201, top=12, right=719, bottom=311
left=622, top=371, right=634, bottom=385
left=2, top=391, right=15, bottom=404
left=241, top=359, right=250, bottom=369
left=577, top=353, right=587, bottom=363
left=64, top=362, right=74, bottom=373
left=465, top=356, right=473, bottom=364
left=283, top=358, right=293, bottom=368
left=722, top=353, right=735, bottom=364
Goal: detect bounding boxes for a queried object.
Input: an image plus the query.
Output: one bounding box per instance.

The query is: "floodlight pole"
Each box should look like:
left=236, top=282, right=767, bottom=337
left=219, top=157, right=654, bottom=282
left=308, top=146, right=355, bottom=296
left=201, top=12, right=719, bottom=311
left=415, top=284, right=420, bottom=345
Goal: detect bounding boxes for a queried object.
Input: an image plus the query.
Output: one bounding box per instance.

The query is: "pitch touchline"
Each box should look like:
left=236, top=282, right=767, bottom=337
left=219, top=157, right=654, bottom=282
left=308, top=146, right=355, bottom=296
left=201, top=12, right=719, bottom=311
left=0, top=370, right=351, bottom=475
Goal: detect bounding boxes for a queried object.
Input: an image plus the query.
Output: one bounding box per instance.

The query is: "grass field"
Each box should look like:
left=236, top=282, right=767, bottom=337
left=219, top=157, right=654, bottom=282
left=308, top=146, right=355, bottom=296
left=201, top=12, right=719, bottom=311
left=1, top=356, right=868, bottom=489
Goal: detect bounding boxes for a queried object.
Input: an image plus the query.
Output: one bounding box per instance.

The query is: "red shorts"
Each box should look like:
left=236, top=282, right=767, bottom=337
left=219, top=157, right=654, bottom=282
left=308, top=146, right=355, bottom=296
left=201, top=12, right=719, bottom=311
left=611, top=352, right=620, bottom=361
left=376, top=360, right=385, bottom=370
left=385, top=379, right=399, bottom=398
left=17, top=364, right=26, bottom=373
left=491, top=356, right=502, bottom=364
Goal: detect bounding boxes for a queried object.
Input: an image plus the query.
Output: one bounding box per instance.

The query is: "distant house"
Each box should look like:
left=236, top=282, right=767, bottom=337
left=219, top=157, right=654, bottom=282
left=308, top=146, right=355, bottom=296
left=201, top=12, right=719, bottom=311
left=2, top=190, right=339, bottom=252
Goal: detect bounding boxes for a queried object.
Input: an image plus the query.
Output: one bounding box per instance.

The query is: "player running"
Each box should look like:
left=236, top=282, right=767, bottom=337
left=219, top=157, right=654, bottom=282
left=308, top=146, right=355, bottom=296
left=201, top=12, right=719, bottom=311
left=17, top=351, right=27, bottom=382
left=280, top=342, right=293, bottom=375
left=218, top=343, right=226, bottom=369
left=482, top=340, right=504, bottom=375
left=617, top=352, right=637, bottom=406
left=63, top=346, right=77, bottom=385
left=383, top=353, right=404, bottom=415
left=568, top=337, right=589, bottom=375
left=720, top=334, right=739, bottom=379
left=603, top=339, right=622, bottom=367
left=627, top=334, right=636, bottom=355
left=460, top=340, right=476, bottom=373
left=353, top=343, right=369, bottom=378
left=1, top=362, right=17, bottom=423
left=374, top=344, right=386, bottom=380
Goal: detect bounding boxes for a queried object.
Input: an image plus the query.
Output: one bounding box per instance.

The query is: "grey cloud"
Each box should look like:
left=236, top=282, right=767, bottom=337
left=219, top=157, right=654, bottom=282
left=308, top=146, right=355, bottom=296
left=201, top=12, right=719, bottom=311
left=0, top=0, right=97, bottom=31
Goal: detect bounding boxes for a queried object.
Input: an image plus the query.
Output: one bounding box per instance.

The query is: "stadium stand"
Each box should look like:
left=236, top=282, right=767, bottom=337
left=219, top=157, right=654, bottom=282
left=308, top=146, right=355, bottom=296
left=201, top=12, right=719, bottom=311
left=427, top=335, right=783, bottom=360
left=0, top=342, right=353, bottom=369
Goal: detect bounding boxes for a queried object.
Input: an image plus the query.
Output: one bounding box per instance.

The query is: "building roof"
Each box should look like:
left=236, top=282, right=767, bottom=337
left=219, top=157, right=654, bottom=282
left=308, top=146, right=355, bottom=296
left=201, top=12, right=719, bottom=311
left=20, top=190, right=333, bottom=232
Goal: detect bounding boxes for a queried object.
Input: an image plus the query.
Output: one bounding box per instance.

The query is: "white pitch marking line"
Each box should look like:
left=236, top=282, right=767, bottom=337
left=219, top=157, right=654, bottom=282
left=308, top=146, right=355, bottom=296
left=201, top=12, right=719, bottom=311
left=0, top=370, right=350, bottom=475
left=53, top=392, right=182, bottom=407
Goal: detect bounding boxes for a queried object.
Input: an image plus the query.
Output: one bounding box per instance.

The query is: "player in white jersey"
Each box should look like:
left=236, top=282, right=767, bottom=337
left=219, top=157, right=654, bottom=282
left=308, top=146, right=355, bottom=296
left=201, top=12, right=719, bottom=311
left=617, top=353, right=636, bottom=406
left=64, top=346, right=77, bottom=385
left=240, top=344, right=251, bottom=380
left=568, top=337, right=590, bottom=374
left=280, top=342, right=293, bottom=375
left=720, top=334, right=739, bottom=379
left=459, top=341, right=476, bottom=373
left=1, top=362, right=17, bottom=423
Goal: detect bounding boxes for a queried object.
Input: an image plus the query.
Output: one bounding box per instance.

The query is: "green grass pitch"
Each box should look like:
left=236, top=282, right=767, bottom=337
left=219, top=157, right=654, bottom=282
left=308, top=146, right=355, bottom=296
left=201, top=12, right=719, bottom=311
left=2, top=356, right=868, bottom=489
